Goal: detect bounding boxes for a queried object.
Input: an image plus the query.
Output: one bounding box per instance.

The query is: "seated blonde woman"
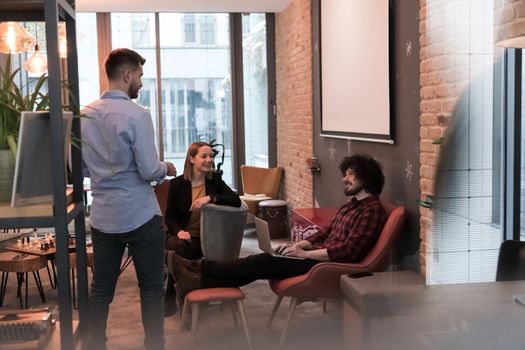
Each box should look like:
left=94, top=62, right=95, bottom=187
left=164, top=141, right=240, bottom=314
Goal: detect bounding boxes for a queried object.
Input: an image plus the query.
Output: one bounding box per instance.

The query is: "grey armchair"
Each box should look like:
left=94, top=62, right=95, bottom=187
left=200, top=202, right=248, bottom=260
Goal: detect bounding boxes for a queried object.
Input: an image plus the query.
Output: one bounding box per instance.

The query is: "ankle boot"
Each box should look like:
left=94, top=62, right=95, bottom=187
left=168, top=252, right=202, bottom=297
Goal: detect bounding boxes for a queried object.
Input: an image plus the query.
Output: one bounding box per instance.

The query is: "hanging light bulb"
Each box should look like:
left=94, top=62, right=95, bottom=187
left=0, top=22, right=36, bottom=53
left=23, top=44, right=48, bottom=75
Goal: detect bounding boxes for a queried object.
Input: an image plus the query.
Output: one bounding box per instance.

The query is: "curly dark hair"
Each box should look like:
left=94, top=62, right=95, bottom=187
left=339, top=154, right=384, bottom=195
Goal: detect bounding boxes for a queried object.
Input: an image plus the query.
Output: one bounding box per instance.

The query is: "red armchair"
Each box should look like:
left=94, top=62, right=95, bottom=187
left=267, top=201, right=406, bottom=349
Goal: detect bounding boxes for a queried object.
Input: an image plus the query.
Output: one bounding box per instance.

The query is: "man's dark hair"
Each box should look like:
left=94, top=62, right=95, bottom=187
left=104, top=48, right=146, bottom=80
left=339, top=154, right=384, bottom=195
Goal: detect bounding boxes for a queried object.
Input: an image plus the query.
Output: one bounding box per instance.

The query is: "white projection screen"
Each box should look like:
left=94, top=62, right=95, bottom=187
left=320, top=0, right=393, bottom=142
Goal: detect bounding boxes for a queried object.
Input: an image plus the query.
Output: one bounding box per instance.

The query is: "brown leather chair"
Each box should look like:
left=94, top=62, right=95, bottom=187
left=266, top=201, right=406, bottom=349
left=154, top=180, right=170, bottom=217
left=239, top=165, right=283, bottom=217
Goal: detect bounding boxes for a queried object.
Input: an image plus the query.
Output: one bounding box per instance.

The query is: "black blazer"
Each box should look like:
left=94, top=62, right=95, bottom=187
left=165, top=173, right=241, bottom=240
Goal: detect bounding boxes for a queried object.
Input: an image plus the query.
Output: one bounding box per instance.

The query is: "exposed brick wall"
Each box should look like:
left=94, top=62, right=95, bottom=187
left=418, top=0, right=471, bottom=277
left=495, top=0, right=525, bottom=44
left=275, top=0, right=314, bottom=209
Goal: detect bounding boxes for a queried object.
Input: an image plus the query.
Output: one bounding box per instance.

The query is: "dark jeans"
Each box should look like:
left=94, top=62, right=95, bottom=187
left=165, top=235, right=202, bottom=302
left=202, top=253, right=320, bottom=288
left=88, top=215, right=165, bottom=350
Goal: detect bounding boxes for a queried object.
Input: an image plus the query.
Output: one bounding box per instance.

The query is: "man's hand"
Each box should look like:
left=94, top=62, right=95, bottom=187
left=280, top=244, right=309, bottom=258
left=276, top=240, right=312, bottom=253
left=177, top=230, right=191, bottom=241
left=165, top=162, right=177, bottom=177
left=276, top=240, right=312, bottom=254
left=275, top=240, right=328, bottom=260
left=190, top=196, right=212, bottom=211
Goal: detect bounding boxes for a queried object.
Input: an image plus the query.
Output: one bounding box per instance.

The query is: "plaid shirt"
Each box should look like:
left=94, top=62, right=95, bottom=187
left=305, top=196, right=387, bottom=262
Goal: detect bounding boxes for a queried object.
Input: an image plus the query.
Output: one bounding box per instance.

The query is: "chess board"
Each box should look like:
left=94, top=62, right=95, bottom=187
left=7, top=243, right=77, bottom=256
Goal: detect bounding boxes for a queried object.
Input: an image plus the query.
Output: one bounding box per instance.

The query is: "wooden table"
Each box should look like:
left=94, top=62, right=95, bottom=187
left=341, top=271, right=525, bottom=350
left=7, top=241, right=83, bottom=290
left=0, top=252, right=47, bottom=309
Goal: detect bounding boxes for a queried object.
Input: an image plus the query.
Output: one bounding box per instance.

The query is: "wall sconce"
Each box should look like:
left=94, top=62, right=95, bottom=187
left=306, top=156, right=321, bottom=174
left=0, top=22, right=35, bottom=54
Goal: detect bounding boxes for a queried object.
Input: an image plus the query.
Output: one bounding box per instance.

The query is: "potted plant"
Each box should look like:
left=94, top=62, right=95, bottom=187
left=0, top=55, right=49, bottom=201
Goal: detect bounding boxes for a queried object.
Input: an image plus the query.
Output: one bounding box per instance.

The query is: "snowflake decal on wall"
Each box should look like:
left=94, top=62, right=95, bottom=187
left=406, top=40, right=412, bottom=56
left=405, top=160, right=413, bottom=182
left=329, top=140, right=336, bottom=162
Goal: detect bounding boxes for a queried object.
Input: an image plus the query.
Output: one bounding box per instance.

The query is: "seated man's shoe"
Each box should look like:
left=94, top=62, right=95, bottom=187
left=168, top=252, right=202, bottom=298
left=171, top=252, right=202, bottom=274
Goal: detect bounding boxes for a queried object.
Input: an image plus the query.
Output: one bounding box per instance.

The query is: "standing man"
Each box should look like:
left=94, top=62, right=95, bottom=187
left=170, top=154, right=387, bottom=297
left=81, top=48, right=176, bottom=350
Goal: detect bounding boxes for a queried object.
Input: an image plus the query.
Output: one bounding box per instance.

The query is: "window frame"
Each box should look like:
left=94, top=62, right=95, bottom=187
left=91, top=12, right=276, bottom=190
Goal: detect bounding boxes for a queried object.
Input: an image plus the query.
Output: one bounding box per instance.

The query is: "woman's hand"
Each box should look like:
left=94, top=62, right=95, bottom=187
left=177, top=230, right=191, bottom=241
left=190, top=196, right=212, bottom=211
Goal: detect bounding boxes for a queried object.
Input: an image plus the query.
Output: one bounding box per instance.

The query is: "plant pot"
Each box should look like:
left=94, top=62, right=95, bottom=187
left=0, top=148, right=15, bottom=202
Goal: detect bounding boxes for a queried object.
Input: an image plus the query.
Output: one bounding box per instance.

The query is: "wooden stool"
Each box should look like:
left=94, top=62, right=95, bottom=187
left=181, top=288, right=253, bottom=350
left=69, top=246, right=94, bottom=309
left=0, top=251, right=47, bottom=308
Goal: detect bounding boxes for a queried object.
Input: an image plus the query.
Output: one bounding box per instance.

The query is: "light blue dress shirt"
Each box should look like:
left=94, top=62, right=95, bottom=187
left=81, top=90, right=167, bottom=233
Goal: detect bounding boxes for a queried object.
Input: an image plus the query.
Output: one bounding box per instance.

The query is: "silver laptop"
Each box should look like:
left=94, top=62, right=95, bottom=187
left=254, top=216, right=305, bottom=260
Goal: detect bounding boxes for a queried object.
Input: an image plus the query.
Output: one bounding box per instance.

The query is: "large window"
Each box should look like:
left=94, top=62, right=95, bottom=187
left=158, top=13, right=233, bottom=183
left=74, top=12, right=273, bottom=188
left=76, top=13, right=99, bottom=108
left=426, top=0, right=504, bottom=284
left=111, top=13, right=160, bottom=147
left=242, top=13, right=269, bottom=167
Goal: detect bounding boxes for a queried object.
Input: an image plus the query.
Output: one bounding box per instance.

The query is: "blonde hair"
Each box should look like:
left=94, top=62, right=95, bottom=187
left=183, top=141, right=214, bottom=181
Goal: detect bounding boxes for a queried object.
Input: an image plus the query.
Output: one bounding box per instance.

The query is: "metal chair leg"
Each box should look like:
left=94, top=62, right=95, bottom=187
left=16, top=272, right=24, bottom=308
left=46, top=258, right=57, bottom=289
left=0, top=272, right=9, bottom=307
left=180, top=296, right=190, bottom=331
left=237, top=300, right=254, bottom=350
left=190, top=302, right=200, bottom=344
left=229, top=302, right=239, bottom=328
left=278, top=297, right=297, bottom=350
left=267, top=295, right=283, bottom=327
left=32, top=270, right=46, bottom=303
left=71, top=268, right=77, bottom=309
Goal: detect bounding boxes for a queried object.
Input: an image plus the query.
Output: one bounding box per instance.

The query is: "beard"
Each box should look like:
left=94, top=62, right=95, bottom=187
left=129, top=84, right=140, bottom=99
left=344, top=184, right=364, bottom=196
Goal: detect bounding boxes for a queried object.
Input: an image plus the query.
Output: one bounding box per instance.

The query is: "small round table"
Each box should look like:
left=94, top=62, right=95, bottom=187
left=0, top=251, right=47, bottom=308
left=257, top=199, right=289, bottom=239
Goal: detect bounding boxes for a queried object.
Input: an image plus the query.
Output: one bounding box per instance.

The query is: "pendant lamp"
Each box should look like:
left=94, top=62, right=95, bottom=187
left=23, top=44, right=48, bottom=75
left=0, top=22, right=36, bottom=54
left=23, top=24, right=48, bottom=75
